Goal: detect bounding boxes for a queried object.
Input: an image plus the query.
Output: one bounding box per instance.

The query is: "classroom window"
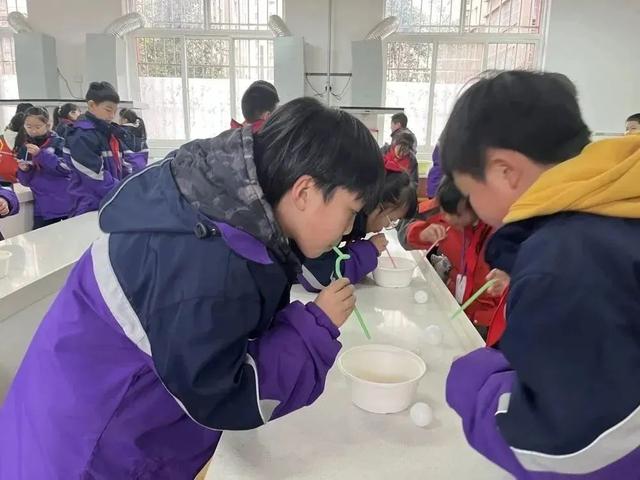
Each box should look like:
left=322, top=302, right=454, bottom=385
left=386, top=0, right=543, bottom=34
left=233, top=39, right=274, bottom=117
left=133, top=0, right=205, bottom=29
left=0, top=0, right=27, bottom=128
left=385, top=42, right=433, bottom=147
left=209, top=0, right=283, bottom=30
left=186, top=38, right=231, bottom=139
left=136, top=37, right=186, bottom=139
left=384, top=0, right=545, bottom=148
left=129, top=0, right=280, bottom=140
left=0, top=0, right=27, bottom=28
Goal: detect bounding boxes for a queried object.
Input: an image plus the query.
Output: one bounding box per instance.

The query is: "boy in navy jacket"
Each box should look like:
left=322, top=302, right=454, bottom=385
left=442, top=71, right=640, bottom=479
left=0, top=98, right=385, bottom=479
left=230, top=80, right=279, bottom=133
left=64, top=81, right=146, bottom=216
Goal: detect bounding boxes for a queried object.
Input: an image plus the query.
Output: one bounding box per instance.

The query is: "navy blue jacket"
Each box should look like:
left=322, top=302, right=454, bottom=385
left=447, top=211, right=640, bottom=479
left=96, top=128, right=342, bottom=431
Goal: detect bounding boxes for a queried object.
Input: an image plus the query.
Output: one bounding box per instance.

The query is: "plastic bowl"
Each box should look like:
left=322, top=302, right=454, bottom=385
left=338, top=344, right=427, bottom=414
left=373, top=256, right=416, bottom=288
left=0, top=250, right=11, bottom=278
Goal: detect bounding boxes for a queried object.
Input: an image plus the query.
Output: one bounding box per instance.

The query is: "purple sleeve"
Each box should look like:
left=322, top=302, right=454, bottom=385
left=148, top=294, right=341, bottom=431
left=16, top=166, right=35, bottom=187
left=446, top=348, right=528, bottom=479
left=65, top=135, right=119, bottom=206
left=297, top=239, right=379, bottom=293
left=247, top=300, right=341, bottom=420
left=35, top=148, right=71, bottom=177
left=447, top=348, right=640, bottom=479
left=342, top=239, right=379, bottom=284
left=123, top=149, right=149, bottom=173
left=0, top=184, right=19, bottom=217
left=426, top=145, right=442, bottom=198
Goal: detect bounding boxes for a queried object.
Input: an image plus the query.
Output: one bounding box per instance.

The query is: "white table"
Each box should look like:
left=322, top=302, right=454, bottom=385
left=0, top=212, right=99, bottom=321
left=0, top=213, right=100, bottom=398
left=207, top=236, right=511, bottom=480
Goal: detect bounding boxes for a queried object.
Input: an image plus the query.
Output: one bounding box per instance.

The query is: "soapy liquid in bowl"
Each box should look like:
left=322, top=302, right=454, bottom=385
left=342, top=349, right=424, bottom=384
left=353, top=372, right=416, bottom=384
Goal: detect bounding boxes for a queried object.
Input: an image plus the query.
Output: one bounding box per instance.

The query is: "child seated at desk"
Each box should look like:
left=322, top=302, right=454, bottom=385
left=405, top=177, right=507, bottom=335
left=0, top=97, right=385, bottom=479
left=297, top=170, right=417, bottom=292
left=444, top=70, right=640, bottom=479
left=16, top=107, right=72, bottom=229
left=382, top=130, right=419, bottom=184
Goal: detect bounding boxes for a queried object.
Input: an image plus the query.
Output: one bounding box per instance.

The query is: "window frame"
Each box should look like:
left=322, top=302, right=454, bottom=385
left=0, top=0, right=26, bottom=128
left=126, top=0, right=280, bottom=140
left=383, top=0, right=550, bottom=152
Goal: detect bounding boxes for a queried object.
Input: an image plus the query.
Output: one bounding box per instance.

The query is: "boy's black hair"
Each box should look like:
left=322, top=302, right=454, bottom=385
left=440, top=70, right=592, bottom=180
left=16, top=103, right=34, bottom=115
left=241, top=81, right=279, bottom=123
left=85, top=81, right=120, bottom=105
left=391, top=112, right=408, bottom=128
left=8, top=112, right=25, bottom=132
left=53, top=103, right=79, bottom=126
left=381, top=171, right=418, bottom=218
left=437, top=176, right=467, bottom=215
left=626, top=113, right=640, bottom=123
left=253, top=97, right=384, bottom=214
left=7, top=112, right=26, bottom=152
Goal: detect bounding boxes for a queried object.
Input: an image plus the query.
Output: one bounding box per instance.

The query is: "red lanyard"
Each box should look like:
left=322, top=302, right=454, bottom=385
left=109, top=135, right=122, bottom=173
left=461, top=226, right=481, bottom=277
left=460, top=231, right=468, bottom=276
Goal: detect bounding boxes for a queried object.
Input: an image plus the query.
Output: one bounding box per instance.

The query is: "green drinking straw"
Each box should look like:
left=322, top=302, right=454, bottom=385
left=332, top=246, right=371, bottom=340
left=450, top=279, right=497, bottom=320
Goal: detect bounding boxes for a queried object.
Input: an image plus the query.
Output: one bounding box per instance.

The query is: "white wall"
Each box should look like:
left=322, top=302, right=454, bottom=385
left=284, top=0, right=385, bottom=107
left=543, top=0, right=640, bottom=135
left=25, top=0, right=123, bottom=98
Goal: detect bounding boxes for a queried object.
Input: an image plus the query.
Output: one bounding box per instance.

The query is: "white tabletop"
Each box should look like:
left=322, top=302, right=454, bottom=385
left=12, top=184, right=33, bottom=203
left=0, top=212, right=100, bottom=322
left=207, top=235, right=511, bottom=480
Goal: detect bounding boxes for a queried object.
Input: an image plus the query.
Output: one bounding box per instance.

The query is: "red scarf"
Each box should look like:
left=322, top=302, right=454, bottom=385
left=383, top=148, right=411, bottom=173
left=230, top=118, right=266, bottom=133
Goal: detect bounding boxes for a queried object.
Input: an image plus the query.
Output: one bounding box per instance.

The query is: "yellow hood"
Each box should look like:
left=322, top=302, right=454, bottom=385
left=504, top=136, right=640, bottom=223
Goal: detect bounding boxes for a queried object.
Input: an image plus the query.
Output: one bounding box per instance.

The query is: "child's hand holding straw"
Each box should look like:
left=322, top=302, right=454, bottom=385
left=313, top=278, right=356, bottom=328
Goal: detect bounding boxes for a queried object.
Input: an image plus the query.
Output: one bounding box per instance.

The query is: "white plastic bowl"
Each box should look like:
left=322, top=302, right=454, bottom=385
left=0, top=250, right=11, bottom=278
left=373, top=256, right=416, bottom=288
left=338, top=344, right=427, bottom=414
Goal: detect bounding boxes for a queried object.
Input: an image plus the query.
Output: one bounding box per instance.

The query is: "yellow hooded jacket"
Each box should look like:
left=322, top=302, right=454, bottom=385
left=504, top=135, right=640, bottom=223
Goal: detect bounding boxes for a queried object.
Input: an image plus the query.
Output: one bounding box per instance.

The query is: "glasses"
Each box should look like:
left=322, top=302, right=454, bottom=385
left=385, top=214, right=400, bottom=230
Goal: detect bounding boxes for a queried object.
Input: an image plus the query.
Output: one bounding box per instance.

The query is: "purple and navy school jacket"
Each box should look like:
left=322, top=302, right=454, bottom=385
left=63, top=113, right=147, bottom=217
left=426, top=144, right=442, bottom=198
left=16, top=131, right=72, bottom=220
left=295, top=212, right=379, bottom=292
left=54, top=118, right=74, bottom=139
left=446, top=212, right=640, bottom=479
left=0, top=180, right=19, bottom=240
left=120, top=123, right=150, bottom=165
left=0, top=128, right=341, bottom=479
